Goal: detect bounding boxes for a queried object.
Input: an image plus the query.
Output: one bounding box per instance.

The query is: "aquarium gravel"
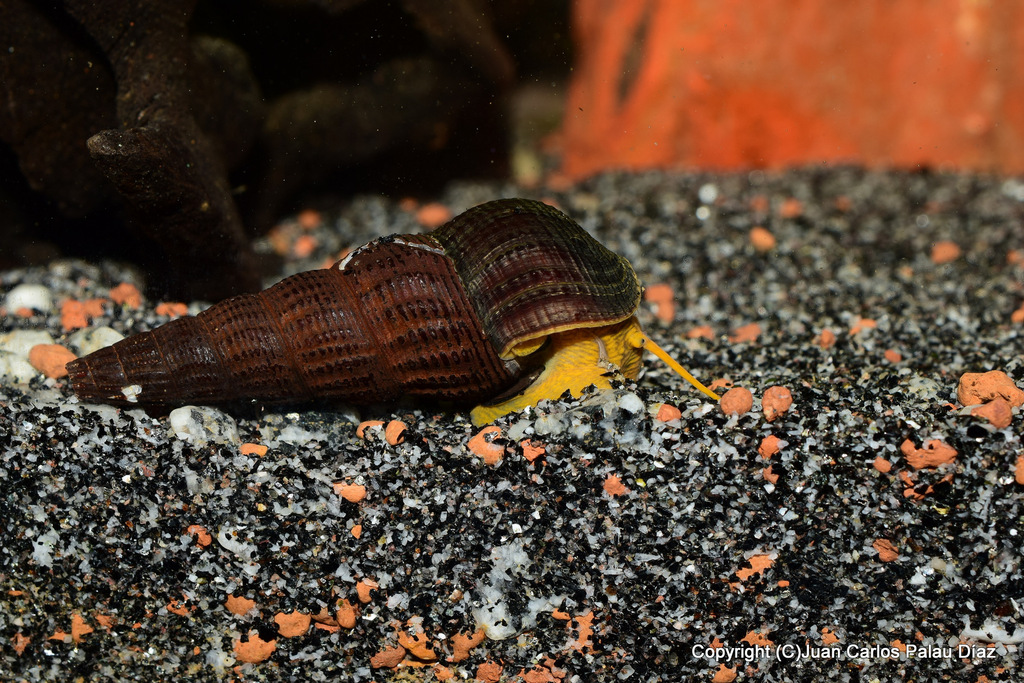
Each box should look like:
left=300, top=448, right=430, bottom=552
left=1, top=167, right=1023, bottom=682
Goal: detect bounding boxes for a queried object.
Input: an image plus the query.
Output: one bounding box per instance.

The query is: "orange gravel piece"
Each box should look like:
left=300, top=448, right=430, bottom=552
left=761, top=385, right=792, bottom=421
left=517, top=665, right=563, bottom=683
left=741, top=630, right=773, bottom=647
left=28, top=344, right=76, bottom=379
left=11, top=632, right=30, bottom=656
left=719, top=387, right=753, bottom=415
left=528, top=659, right=570, bottom=682
left=821, top=628, right=840, bottom=645
left=109, top=282, right=142, bottom=309
left=85, top=298, right=106, bottom=317
left=370, top=644, right=407, bottom=669
left=468, top=426, right=506, bottom=465
left=416, top=203, right=453, bottom=228
left=60, top=298, right=106, bottom=331
left=155, top=302, right=189, bottom=318
left=450, top=628, right=486, bottom=662
left=351, top=524, right=362, bottom=539
left=749, top=226, right=776, bottom=252
left=1016, top=455, right=1024, bottom=485
left=356, top=420, right=385, bottom=438
left=292, top=234, right=318, bottom=258
left=70, top=613, right=93, bottom=643
left=434, top=665, right=455, bottom=681
left=234, top=633, right=276, bottom=663
left=736, top=554, right=774, bottom=581
left=778, top=197, right=803, bottom=218
left=274, top=611, right=311, bottom=638
left=686, top=325, right=714, bottom=339
left=267, top=224, right=293, bottom=256
left=762, top=465, right=779, bottom=483
left=656, top=403, right=682, bottom=422
left=240, top=443, right=268, bottom=456
left=884, top=349, right=903, bottom=363
left=849, top=318, right=876, bottom=335
left=385, top=420, right=407, bottom=445
left=166, top=598, right=190, bottom=617
left=873, top=457, right=892, bottom=473
left=728, top=322, right=761, bottom=343
left=603, top=474, right=628, bottom=497
left=643, top=283, right=675, bottom=322
left=311, top=607, right=340, bottom=633
left=48, top=629, right=70, bottom=643
left=398, top=623, right=437, bottom=661
left=816, top=328, right=837, bottom=349
left=520, top=439, right=546, bottom=463
left=225, top=595, right=256, bottom=616
left=971, top=398, right=1013, bottom=429
left=900, top=439, right=957, bottom=469
left=333, top=482, right=367, bottom=503
left=298, top=209, right=322, bottom=229
left=758, top=435, right=781, bottom=459
left=567, top=611, right=596, bottom=653
left=709, top=378, right=732, bottom=393
left=476, top=661, right=504, bottom=683
left=930, top=240, right=961, bottom=264
left=899, top=472, right=921, bottom=500
left=356, top=578, right=378, bottom=604
left=713, top=665, right=739, bottom=683
left=336, top=599, right=358, bottom=628
left=186, top=524, right=212, bottom=547
left=873, top=539, right=899, bottom=562
left=957, top=370, right=1024, bottom=407
left=1012, top=303, right=1024, bottom=324
left=300, top=600, right=349, bottom=632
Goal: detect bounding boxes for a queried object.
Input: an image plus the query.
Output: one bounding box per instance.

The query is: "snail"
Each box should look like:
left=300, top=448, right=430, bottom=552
left=66, top=198, right=718, bottom=425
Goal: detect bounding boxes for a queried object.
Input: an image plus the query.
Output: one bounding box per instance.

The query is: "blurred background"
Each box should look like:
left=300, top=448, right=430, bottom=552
left=2, top=0, right=1020, bottom=298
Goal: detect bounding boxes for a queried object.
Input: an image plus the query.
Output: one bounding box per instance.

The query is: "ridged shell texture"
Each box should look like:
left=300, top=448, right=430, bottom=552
left=67, top=198, right=642, bottom=409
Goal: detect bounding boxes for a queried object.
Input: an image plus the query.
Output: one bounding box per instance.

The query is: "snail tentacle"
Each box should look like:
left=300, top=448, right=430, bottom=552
left=640, top=333, right=720, bottom=401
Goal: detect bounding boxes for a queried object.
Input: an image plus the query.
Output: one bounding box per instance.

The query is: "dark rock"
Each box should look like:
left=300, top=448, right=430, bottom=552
left=64, top=0, right=263, bottom=300
left=0, top=0, right=531, bottom=299
left=0, top=0, right=116, bottom=217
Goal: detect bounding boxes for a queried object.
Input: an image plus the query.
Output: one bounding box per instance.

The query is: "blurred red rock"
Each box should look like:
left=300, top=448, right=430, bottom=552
left=563, top=1, right=1024, bottom=177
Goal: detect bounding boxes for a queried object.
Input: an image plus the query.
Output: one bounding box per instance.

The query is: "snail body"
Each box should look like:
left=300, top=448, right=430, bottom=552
left=67, top=199, right=717, bottom=424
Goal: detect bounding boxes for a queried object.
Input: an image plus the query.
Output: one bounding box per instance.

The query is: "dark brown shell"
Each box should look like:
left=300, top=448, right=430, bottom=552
left=66, top=198, right=641, bottom=409
left=434, top=199, right=641, bottom=357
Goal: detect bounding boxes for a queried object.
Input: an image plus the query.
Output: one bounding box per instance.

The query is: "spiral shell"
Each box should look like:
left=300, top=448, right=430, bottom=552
left=432, top=199, right=640, bottom=357
left=66, top=199, right=646, bottom=416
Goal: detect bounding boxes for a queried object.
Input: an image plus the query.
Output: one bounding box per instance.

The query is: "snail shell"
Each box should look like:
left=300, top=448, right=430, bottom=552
left=67, top=199, right=673, bottom=422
